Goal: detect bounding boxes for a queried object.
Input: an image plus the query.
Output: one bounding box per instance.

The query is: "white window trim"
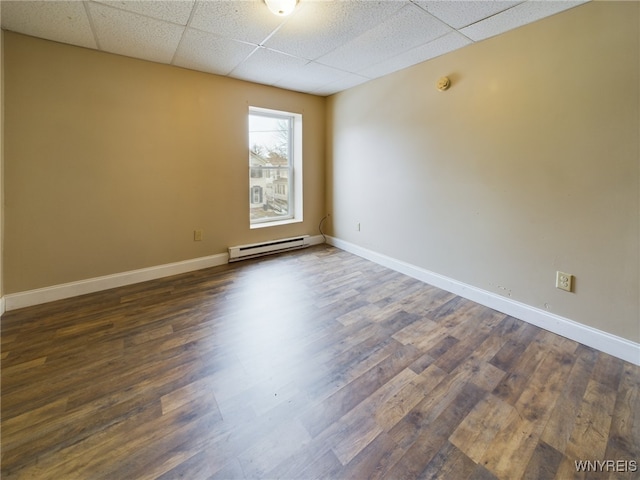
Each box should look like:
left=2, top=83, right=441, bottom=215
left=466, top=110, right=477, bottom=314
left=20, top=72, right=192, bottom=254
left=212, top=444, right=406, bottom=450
left=249, top=106, right=303, bottom=229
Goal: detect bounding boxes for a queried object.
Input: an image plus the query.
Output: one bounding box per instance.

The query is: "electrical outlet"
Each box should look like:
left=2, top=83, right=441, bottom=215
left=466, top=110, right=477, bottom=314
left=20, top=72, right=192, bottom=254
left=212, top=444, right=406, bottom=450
left=194, top=229, right=203, bottom=241
left=556, top=271, right=573, bottom=292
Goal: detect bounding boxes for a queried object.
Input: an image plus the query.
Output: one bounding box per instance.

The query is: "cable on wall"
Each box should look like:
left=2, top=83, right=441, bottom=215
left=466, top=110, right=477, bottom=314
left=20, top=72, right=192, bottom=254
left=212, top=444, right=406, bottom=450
left=319, top=214, right=330, bottom=243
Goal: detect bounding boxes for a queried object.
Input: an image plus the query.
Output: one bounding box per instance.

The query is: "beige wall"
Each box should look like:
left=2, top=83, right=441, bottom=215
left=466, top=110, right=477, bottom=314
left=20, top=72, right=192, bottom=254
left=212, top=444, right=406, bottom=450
left=327, top=1, right=639, bottom=342
left=4, top=32, right=325, bottom=293
left=1, top=26, right=4, bottom=304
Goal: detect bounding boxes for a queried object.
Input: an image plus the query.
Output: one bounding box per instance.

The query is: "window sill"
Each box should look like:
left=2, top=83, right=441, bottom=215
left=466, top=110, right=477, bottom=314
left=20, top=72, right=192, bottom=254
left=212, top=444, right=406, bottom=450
left=250, top=217, right=302, bottom=229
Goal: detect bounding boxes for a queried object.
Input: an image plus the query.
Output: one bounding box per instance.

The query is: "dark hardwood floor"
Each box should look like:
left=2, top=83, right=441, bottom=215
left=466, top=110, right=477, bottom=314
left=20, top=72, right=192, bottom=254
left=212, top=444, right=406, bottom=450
left=1, top=245, right=638, bottom=479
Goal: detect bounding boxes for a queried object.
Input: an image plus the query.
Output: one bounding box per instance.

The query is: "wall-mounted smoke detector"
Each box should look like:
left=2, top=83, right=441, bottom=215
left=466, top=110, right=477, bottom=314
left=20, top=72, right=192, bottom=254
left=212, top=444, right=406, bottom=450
left=437, top=77, right=451, bottom=91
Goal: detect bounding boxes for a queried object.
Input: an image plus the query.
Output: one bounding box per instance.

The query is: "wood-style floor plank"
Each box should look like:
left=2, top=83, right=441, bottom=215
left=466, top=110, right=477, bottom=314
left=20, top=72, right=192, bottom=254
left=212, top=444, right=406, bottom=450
left=2, top=245, right=639, bottom=479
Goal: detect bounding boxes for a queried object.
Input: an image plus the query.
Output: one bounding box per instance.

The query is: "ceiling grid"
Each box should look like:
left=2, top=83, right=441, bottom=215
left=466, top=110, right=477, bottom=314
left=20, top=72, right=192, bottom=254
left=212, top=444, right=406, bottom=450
left=0, top=0, right=588, bottom=96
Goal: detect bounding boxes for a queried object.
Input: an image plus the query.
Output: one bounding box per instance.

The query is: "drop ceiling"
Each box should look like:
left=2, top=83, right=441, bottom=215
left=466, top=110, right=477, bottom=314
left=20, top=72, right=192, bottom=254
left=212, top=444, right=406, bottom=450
left=0, top=0, right=588, bottom=96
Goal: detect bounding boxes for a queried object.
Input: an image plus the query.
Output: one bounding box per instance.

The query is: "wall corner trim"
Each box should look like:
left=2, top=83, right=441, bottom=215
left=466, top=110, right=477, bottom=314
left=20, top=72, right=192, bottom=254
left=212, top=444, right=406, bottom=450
left=327, top=236, right=640, bottom=366
left=3, top=235, right=326, bottom=312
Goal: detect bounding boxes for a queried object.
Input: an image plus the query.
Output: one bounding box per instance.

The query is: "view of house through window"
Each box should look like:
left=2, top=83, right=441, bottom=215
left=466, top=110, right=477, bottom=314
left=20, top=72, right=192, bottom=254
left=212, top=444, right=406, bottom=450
left=248, top=107, right=301, bottom=226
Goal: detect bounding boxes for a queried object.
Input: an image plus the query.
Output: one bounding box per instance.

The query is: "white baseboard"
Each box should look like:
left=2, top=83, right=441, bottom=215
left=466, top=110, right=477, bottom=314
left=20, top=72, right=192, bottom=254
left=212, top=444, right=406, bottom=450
left=309, top=234, right=326, bottom=246
left=4, top=253, right=229, bottom=311
left=327, top=236, right=640, bottom=366
left=4, top=235, right=326, bottom=312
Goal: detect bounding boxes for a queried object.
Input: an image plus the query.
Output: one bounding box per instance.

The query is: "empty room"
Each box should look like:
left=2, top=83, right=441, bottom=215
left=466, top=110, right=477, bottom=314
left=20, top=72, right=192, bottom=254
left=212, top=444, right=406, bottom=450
left=0, top=0, right=638, bottom=479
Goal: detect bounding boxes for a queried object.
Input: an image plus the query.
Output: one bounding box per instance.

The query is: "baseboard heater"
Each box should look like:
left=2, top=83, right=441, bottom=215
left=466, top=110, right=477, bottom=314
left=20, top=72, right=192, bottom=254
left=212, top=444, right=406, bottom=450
left=228, top=235, right=310, bottom=262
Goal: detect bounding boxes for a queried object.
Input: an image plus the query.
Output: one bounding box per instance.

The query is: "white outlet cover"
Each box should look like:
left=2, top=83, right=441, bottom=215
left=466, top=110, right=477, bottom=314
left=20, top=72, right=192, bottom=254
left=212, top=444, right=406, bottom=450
left=556, top=271, right=573, bottom=292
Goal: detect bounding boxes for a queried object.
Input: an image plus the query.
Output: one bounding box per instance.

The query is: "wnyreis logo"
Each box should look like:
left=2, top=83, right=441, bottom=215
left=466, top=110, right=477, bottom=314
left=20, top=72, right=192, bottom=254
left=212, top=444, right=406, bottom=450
left=575, top=460, right=637, bottom=473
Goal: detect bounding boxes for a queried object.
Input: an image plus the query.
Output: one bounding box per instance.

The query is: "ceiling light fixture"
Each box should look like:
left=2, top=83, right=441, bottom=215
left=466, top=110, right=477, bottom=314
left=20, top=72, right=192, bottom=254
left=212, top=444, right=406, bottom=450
left=264, top=0, right=298, bottom=16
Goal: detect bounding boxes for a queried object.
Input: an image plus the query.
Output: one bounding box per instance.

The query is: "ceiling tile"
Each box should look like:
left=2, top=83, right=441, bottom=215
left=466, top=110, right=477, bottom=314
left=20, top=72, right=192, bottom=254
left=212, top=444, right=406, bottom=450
left=359, top=31, right=472, bottom=79
left=173, top=28, right=256, bottom=76
left=412, top=1, right=524, bottom=29
left=460, top=0, right=588, bottom=42
left=310, top=73, right=371, bottom=97
left=92, top=0, right=196, bottom=25
left=273, top=61, right=355, bottom=93
left=264, top=0, right=408, bottom=61
left=88, top=2, right=184, bottom=64
left=188, top=0, right=285, bottom=46
left=316, top=3, right=452, bottom=73
left=231, top=47, right=308, bottom=86
left=1, top=1, right=97, bottom=50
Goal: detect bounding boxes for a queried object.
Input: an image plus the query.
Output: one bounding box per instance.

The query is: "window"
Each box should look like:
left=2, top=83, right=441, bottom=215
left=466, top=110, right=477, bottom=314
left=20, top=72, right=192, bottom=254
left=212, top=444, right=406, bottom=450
left=248, top=107, right=302, bottom=227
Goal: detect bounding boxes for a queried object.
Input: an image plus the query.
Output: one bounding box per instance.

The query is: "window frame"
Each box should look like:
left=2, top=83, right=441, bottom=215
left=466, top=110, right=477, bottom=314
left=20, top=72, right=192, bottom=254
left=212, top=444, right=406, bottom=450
left=248, top=106, right=303, bottom=229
